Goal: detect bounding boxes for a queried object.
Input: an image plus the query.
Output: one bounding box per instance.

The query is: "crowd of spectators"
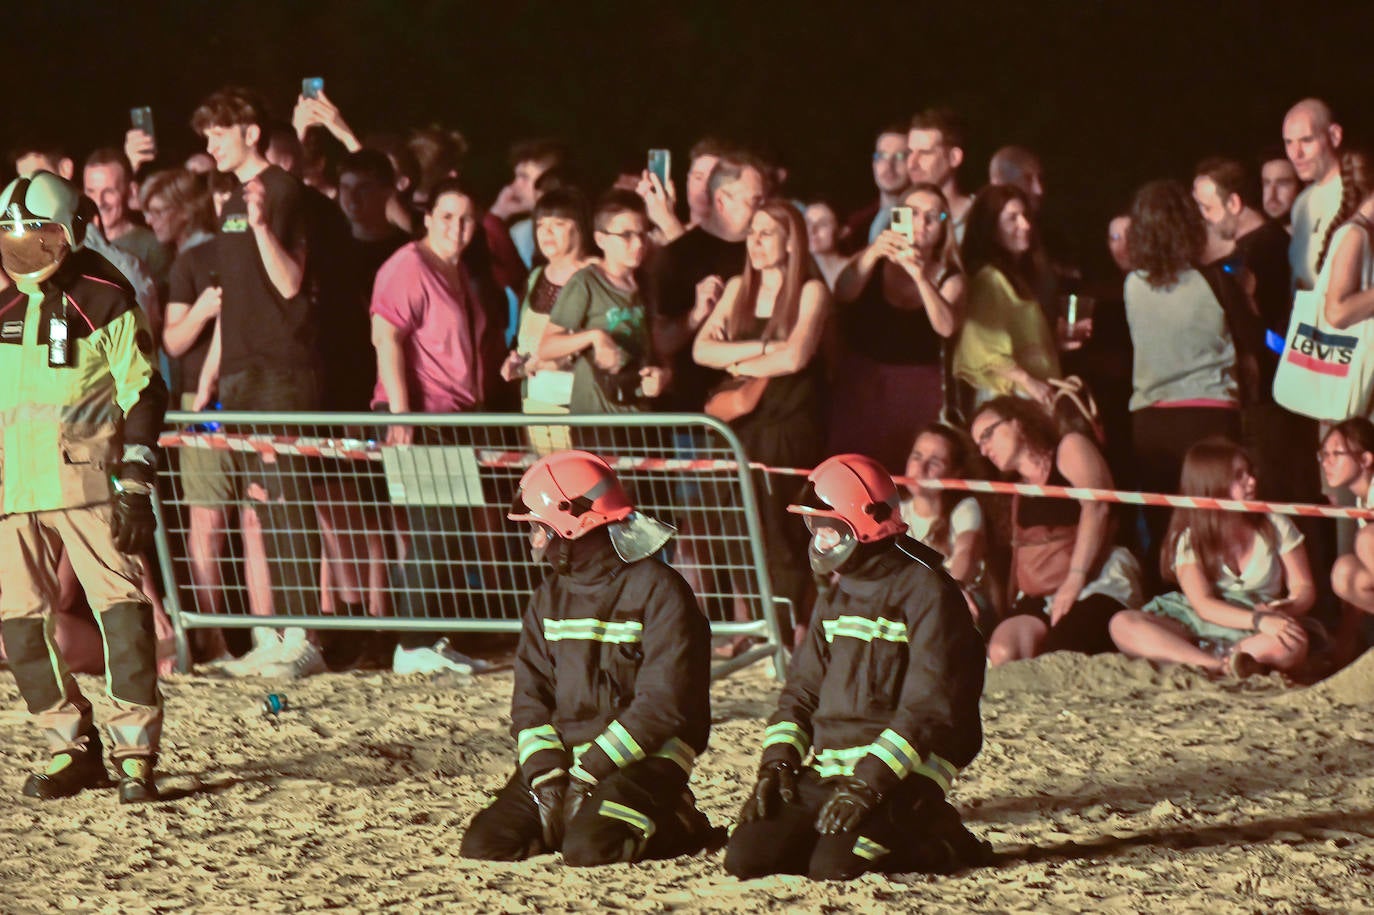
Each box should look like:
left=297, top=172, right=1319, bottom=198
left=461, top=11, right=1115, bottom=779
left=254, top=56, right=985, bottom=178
left=7, top=85, right=1374, bottom=683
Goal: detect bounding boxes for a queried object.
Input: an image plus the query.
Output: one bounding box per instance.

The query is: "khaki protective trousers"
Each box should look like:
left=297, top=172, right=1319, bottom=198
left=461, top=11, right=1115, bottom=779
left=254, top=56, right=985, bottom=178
left=0, top=505, right=162, bottom=758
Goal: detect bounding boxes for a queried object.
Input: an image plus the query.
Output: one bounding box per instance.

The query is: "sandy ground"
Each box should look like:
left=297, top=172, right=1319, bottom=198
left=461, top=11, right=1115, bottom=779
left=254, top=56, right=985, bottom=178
left=1, top=649, right=1373, bottom=914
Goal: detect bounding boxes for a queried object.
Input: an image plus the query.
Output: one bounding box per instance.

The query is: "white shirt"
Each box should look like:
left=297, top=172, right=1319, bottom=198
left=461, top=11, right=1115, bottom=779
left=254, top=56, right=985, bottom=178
left=1289, top=173, right=1344, bottom=291
left=1175, top=514, right=1304, bottom=604
left=901, top=496, right=983, bottom=559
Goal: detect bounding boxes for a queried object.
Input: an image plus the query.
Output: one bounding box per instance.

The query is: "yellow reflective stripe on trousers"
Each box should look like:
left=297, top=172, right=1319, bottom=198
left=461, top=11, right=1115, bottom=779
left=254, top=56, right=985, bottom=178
left=542, top=618, right=643, bottom=643
left=821, top=615, right=909, bottom=643
left=572, top=736, right=696, bottom=777
left=851, top=836, right=890, bottom=861
left=815, top=740, right=959, bottom=793
left=598, top=800, right=657, bottom=840
left=762, top=720, right=811, bottom=757
left=517, top=724, right=564, bottom=765
left=813, top=745, right=871, bottom=778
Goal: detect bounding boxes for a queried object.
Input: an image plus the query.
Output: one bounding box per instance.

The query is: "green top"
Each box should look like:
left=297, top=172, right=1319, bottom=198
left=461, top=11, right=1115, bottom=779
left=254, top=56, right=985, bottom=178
left=547, top=265, right=650, bottom=414
left=952, top=265, right=1060, bottom=396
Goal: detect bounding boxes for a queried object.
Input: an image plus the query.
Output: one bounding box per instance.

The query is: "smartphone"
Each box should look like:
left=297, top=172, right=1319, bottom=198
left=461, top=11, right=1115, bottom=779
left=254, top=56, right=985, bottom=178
left=1065, top=293, right=1079, bottom=328
left=890, top=206, right=914, bottom=243
left=302, top=77, right=325, bottom=99
left=648, top=148, right=671, bottom=189
left=130, top=106, right=155, bottom=143
left=208, top=269, right=221, bottom=288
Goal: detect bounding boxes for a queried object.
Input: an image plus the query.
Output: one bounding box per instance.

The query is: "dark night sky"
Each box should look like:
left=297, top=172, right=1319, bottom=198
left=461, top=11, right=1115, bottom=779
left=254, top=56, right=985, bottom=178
left=15, top=1, right=1373, bottom=277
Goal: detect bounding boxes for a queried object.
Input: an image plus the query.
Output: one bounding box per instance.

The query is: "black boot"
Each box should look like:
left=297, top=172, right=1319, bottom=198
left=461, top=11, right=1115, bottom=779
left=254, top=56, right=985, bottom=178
left=665, top=789, right=728, bottom=857
left=116, top=755, right=159, bottom=804
left=22, top=730, right=112, bottom=800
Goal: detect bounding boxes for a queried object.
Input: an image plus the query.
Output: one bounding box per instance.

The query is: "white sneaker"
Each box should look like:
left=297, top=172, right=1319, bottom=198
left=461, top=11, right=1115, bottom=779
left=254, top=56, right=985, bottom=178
left=213, top=634, right=286, bottom=677
left=257, top=640, right=327, bottom=680
left=392, top=638, right=485, bottom=675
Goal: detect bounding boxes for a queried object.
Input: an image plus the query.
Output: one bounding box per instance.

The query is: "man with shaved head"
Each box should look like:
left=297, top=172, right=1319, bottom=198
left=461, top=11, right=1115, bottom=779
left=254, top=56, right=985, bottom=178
left=989, top=146, right=1045, bottom=212
left=1282, top=97, right=1343, bottom=290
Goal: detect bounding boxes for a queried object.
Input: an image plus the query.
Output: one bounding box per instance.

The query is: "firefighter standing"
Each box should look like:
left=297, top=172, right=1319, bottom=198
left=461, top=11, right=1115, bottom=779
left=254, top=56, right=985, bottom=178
left=0, top=171, right=168, bottom=803
left=460, top=450, right=722, bottom=864
left=725, top=453, right=991, bottom=879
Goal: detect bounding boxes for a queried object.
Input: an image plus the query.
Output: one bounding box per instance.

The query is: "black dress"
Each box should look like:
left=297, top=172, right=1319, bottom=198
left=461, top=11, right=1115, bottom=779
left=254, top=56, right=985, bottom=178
left=722, top=313, right=825, bottom=628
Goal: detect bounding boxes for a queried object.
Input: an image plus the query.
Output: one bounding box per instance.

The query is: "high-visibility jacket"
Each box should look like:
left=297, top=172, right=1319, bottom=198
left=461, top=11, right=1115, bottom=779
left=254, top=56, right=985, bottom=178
left=511, top=538, right=711, bottom=787
left=0, top=249, right=167, bottom=515
left=760, top=537, right=985, bottom=799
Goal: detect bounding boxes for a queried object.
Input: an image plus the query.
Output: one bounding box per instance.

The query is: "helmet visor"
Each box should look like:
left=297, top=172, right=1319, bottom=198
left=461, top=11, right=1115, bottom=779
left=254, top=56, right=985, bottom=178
left=804, top=515, right=858, bottom=575
left=0, top=220, right=68, bottom=280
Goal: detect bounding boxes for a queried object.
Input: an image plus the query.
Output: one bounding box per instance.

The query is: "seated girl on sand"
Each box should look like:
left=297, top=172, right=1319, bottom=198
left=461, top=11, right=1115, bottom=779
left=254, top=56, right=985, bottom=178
left=899, top=423, right=995, bottom=627
left=1109, top=437, right=1312, bottom=676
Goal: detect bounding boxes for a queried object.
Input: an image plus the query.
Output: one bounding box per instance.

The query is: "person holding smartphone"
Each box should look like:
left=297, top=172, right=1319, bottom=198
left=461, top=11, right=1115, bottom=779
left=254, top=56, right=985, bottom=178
left=829, top=183, right=966, bottom=472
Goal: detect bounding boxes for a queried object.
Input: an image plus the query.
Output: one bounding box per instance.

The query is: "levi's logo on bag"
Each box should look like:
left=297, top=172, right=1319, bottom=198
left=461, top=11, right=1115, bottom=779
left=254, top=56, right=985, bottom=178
left=1286, top=323, right=1358, bottom=374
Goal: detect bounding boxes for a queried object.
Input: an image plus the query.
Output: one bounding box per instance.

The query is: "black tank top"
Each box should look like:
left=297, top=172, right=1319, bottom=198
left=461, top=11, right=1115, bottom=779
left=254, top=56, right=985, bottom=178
left=838, top=263, right=954, bottom=365
left=1015, top=462, right=1082, bottom=530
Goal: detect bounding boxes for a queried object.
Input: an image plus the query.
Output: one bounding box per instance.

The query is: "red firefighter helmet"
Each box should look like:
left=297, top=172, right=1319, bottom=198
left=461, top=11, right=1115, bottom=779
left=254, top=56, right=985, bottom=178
left=787, top=453, right=907, bottom=542
left=509, top=450, right=675, bottom=562
left=509, top=450, right=634, bottom=539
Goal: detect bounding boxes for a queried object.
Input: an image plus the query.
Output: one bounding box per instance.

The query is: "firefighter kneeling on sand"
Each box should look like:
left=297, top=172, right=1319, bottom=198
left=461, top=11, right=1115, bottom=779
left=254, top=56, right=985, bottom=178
left=725, top=453, right=992, bottom=880
left=460, top=450, right=723, bottom=864
left=0, top=171, right=168, bottom=803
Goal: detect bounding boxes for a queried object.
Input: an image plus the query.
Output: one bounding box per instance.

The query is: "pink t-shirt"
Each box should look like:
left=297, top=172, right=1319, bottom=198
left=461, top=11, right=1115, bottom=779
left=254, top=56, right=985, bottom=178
left=370, top=241, right=486, bottom=413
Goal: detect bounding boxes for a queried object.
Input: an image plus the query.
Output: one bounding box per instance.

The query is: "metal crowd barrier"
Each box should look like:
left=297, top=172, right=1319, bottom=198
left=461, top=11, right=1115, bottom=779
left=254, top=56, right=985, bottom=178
left=152, top=411, right=791, bottom=679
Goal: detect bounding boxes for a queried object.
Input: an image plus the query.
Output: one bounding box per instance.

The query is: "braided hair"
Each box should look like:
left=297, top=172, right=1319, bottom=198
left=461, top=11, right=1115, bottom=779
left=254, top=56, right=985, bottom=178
left=1315, top=148, right=1374, bottom=275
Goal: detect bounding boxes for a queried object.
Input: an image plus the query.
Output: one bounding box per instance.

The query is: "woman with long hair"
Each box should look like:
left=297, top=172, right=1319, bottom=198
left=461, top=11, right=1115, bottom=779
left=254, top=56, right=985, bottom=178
left=1126, top=179, right=1263, bottom=590
left=969, top=396, right=1142, bottom=665
left=1318, top=152, right=1374, bottom=411
left=899, top=422, right=994, bottom=625
left=1109, top=437, right=1312, bottom=675
left=693, top=199, right=830, bottom=647
left=828, top=182, right=966, bottom=470
left=952, top=184, right=1058, bottom=412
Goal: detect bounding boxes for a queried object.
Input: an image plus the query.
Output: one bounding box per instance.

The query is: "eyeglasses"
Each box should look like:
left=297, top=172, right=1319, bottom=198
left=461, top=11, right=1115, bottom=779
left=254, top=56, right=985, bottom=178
left=598, top=230, right=649, bottom=242
left=872, top=151, right=909, bottom=163
left=721, top=186, right=765, bottom=209
left=975, top=418, right=1007, bottom=450
left=1317, top=448, right=1357, bottom=463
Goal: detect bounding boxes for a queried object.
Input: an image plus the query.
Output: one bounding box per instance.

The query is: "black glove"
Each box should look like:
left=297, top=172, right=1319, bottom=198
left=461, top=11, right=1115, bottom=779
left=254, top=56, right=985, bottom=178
left=110, top=462, right=157, bottom=555
left=529, top=770, right=569, bottom=851
left=815, top=776, right=881, bottom=835
left=737, top=759, right=799, bottom=826
left=562, top=771, right=597, bottom=825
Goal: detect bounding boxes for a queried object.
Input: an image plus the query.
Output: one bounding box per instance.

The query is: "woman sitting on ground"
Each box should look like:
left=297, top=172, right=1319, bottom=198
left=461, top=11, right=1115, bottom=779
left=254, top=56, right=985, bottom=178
left=969, top=396, right=1142, bottom=666
left=1321, top=418, right=1374, bottom=658
left=1109, top=437, right=1312, bottom=676
left=899, top=423, right=995, bottom=626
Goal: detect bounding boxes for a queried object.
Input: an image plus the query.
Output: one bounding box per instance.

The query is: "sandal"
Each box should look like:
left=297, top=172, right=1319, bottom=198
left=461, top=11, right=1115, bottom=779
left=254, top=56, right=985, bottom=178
left=712, top=636, right=758, bottom=660
left=1224, top=647, right=1265, bottom=679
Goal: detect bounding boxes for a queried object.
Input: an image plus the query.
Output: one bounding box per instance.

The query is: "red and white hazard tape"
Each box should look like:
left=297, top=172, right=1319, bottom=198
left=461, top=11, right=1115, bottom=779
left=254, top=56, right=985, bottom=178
left=158, top=431, right=1374, bottom=521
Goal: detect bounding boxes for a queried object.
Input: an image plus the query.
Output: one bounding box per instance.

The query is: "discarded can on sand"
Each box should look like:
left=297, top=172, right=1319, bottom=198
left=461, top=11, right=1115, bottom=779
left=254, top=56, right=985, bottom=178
left=262, top=692, right=289, bottom=723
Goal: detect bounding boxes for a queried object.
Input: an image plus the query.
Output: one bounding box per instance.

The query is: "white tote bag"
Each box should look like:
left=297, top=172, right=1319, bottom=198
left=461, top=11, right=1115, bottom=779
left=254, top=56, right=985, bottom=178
left=1273, top=222, right=1374, bottom=421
